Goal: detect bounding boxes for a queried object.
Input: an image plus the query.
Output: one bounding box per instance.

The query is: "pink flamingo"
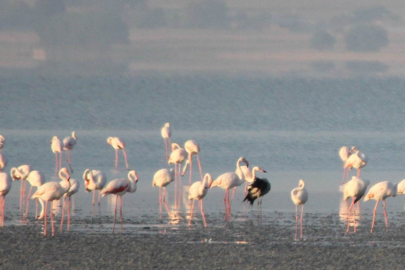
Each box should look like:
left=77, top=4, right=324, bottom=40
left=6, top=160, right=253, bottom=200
left=60, top=178, right=80, bottom=232
left=210, top=157, right=249, bottom=216
left=291, top=179, right=308, bottom=239
left=107, top=137, right=129, bottom=170
left=340, top=176, right=370, bottom=233
left=344, top=147, right=367, bottom=178
left=24, top=170, right=45, bottom=219
left=182, top=140, right=203, bottom=185
left=188, top=173, right=213, bottom=227
left=83, top=169, right=107, bottom=218
left=168, top=143, right=187, bottom=207
left=51, top=136, right=63, bottom=176
left=31, top=168, right=71, bottom=236
left=161, top=123, right=172, bottom=160
left=153, top=168, right=175, bottom=219
left=10, top=164, right=32, bottom=211
left=0, top=172, right=11, bottom=226
left=364, top=181, right=397, bottom=233
left=63, top=131, right=77, bottom=173
left=100, top=170, right=138, bottom=233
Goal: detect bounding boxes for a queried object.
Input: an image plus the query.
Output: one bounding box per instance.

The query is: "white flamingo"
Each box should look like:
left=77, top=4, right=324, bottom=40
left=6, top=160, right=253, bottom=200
left=339, top=146, right=355, bottom=184
left=83, top=169, right=107, bottom=218
left=344, top=147, right=367, bottom=178
left=10, top=164, right=32, bottom=211
left=51, top=136, right=63, bottom=176
left=0, top=172, right=11, bottom=226
left=100, top=170, right=138, bottom=233
left=188, top=173, right=213, bottom=227
left=152, top=168, right=175, bottom=219
left=60, top=178, right=80, bottom=232
left=168, top=143, right=187, bottom=207
left=182, top=140, right=203, bottom=185
left=161, top=123, right=172, bottom=160
left=107, top=137, right=129, bottom=170
left=291, top=179, right=308, bottom=239
left=63, top=131, right=77, bottom=173
left=340, top=176, right=370, bottom=233
left=364, top=181, right=397, bottom=233
left=24, top=170, right=45, bottom=219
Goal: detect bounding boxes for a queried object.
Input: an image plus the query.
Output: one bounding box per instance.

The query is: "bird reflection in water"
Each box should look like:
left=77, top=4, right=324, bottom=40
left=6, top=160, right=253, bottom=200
left=339, top=199, right=361, bottom=231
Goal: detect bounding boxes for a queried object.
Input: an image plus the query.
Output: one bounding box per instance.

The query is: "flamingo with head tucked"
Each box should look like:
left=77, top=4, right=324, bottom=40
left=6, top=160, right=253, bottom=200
left=291, top=179, right=308, bottom=239
left=153, top=168, right=174, bottom=219
left=100, top=170, right=138, bottom=233
left=51, top=136, right=63, bottom=176
left=83, top=169, right=107, bottom=218
left=10, top=164, right=31, bottom=211
left=0, top=172, right=11, bottom=226
left=24, top=170, right=45, bottom=219
left=344, top=147, right=367, bottom=178
left=188, top=173, right=213, bottom=227
left=107, top=137, right=129, bottom=170
left=161, top=123, right=172, bottom=160
left=60, top=178, right=80, bottom=232
left=168, top=143, right=187, bottom=207
left=182, top=140, right=203, bottom=185
left=63, top=131, right=77, bottom=173
left=31, top=168, right=71, bottom=236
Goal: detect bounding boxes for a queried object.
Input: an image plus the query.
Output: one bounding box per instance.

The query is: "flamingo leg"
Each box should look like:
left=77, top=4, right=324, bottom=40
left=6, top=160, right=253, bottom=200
left=66, top=150, right=73, bottom=173
left=120, top=196, right=123, bottom=233
left=341, top=167, right=346, bottom=184
left=98, top=191, right=102, bottom=219
left=357, top=168, right=361, bottom=178
left=383, top=200, right=389, bottom=231
left=35, top=199, right=39, bottom=219
left=24, top=186, right=33, bottom=218
left=122, top=149, right=129, bottom=170
left=230, top=187, right=236, bottom=205
left=295, top=204, right=298, bottom=239
left=44, top=201, right=48, bottom=236
left=244, top=181, right=248, bottom=199
left=50, top=201, right=55, bottom=236
left=346, top=199, right=355, bottom=233
left=196, top=154, right=203, bottom=182
left=200, top=199, right=207, bottom=227
left=164, top=138, right=168, bottom=160
left=174, top=165, right=177, bottom=209
left=353, top=200, right=357, bottom=233
left=113, top=195, right=118, bottom=233
left=55, top=153, right=58, bottom=176
left=223, top=190, right=228, bottom=213
left=115, top=149, right=118, bottom=169
left=59, top=152, right=62, bottom=172
left=300, top=204, right=305, bottom=239
left=163, top=187, right=171, bottom=218
left=159, top=187, right=162, bottom=220
left=60, top=197, right=66, bottom=232
left=68, top=196, right=71, bottom=231
left=91, top=190, right=95, bottom=220
left=371, top=200, right=379, bottom=233
left=178, top=163, right=183, bottom=207
left=189, top=154, right=193, bottom=185
left=188, top=199, right=195, bottom=227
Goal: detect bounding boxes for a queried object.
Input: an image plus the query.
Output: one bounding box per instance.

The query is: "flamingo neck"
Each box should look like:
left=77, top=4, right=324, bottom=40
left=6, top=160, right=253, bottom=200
left=236, top=159, right=245, bottom=183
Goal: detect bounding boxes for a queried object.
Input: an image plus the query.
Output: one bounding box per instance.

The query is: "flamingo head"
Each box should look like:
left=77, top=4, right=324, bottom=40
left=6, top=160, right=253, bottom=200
left=106, top=137, right=113, bottom=145
left=165, top=122, right=170, bottom=127
left=298, top=179, right=305, bottom=188
left=240, top=157, right=249, bottom=167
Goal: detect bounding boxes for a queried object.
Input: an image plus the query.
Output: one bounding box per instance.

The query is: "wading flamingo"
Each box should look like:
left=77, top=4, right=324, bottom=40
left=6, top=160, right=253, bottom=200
left=340, top=176, right=370, bottom=233
left=100, top=170, right=138, bottom=233
left=168, top=143, right=187, bottom=207
left=31, top=168, right=71, bottom=236
left=63, top=131, right=77, bottom=173
left=153, top=168, right=175, bottom=219
left=107, top=137, right=129, bottom=170
left=83, top=169, right=107, bottom=218
left=364, top=181, right=397, bottom=233
left=182, top=140, right=203, bottom=185
left=0, top=172, right=11, bottom=226
left=24, top=170, right=45, bottom=219
left=339, top=146, right=355, bottom=184
left=291, top=179, right=308, bottom=239
left=60, top=178, right=80, bottom=232
left=161, top=123, right=172, bottom=160
left=10, top=164, right=32, bottom=211
left=188, top=173, right=213, bottom=227
left=243, top=167, right=269, bottom=206
left=344, top=147, right=367, bottom=178
left=51, top=136, right=63, bottom=176
left=210, top=157, right=249, bottom=216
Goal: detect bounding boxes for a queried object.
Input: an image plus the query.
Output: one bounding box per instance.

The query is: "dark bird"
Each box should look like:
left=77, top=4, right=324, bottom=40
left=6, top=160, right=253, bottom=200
left=243, top=174, right=270, bottom=206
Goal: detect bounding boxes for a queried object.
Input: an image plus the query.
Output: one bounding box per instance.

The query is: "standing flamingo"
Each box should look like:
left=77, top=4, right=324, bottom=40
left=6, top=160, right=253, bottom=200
left=239, top=165, right=254, bottom=198
left=107, top=137, right=129, bottom=170
left=10, top=164, right=32, bottom=211
left=291, top=179, right=309, bottom=239
left=364, top=181, right=397, bottom=233
left=243, top=167, right=269, bottom=206
left=168, top=143, right=187, bottom=207
left=182, top=140, right=203, bottom=185
left=100, top=170, right=138, bottom=233
left=24, top=170, right=45, bottom=219
left=0, top=172, right=11, bottom=226
left=83, top=169, right=107, bottom=218
left=339, top=146, right=354, bottom=184
left=31, top=167, right=71, bottom=236
left=153, top=168, right=174, bottom=219
left=344, top=147, right=367, bottom=178
left=0, top=135, right=4, bottom=152
left=63, top=131, right=77, bottom=173
left=60, top=178, right=80, bottom=232
left=161, top=123, right=172, bottom=160
left=210, top=157, right=249, bottom=216
left=188, top=173, right=213, bottom=227
left=0, top=153, right=7, bottom=172
left=340, top=176, right=370, bottom=233
left=51, top=136, right=63, bottom=176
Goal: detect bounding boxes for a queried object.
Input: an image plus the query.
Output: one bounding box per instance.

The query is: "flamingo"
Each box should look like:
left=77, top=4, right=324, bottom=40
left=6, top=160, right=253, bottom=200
left=161, top=123, right=172, bottom=160
left=339, top=146, right=355, bottom=184
left=239, top=165, right=254, bottom=198
left=24, top=170, right=45, bottom=219
left=60, top=178, right=80, bottom=232
left=340, top=176, right=370, bottom=233
left=0, top=153, right=7, bottom=172
left=188, top=173, right=213, bottom=227
left=100, top=170, right=138, bottom=233
left=397, top=178, right=405, bottom=195
left=364, top=181, right=397, bottom=233
left=0, top=135, right=4, bottom=152
left=107, top=137, right=129, bottom=170
left=83, top=169, right=107, bottom=218
left=344, top=147, right=367, bottom=178
left=210, top=157, right=249, bottom=215
left=182, top=140, right=203, bottom=185
left=51, top=136, right=63, bottom=176
left=243, top=167, right=269, bottom=206
left=0, top=172, right=11, bottom=226
left=31, top=167, right=71, bottom=236
left=10, top=164, right=32, bottom=211
left=153, top=168, right=174, bottom=219
left=168, top=143, right=187, bottom=207
left=63, top=131, right=77, bottom=173
left=291, top=179, right=308, bottom=239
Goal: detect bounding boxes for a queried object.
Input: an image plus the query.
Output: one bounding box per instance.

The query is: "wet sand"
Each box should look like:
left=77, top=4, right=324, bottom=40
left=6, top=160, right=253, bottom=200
left=2, top=211, right=405, bottom=269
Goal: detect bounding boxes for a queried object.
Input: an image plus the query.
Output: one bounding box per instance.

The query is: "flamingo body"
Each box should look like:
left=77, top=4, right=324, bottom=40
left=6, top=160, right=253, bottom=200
left=291, top=179, right=308, bottom=239
left=0, top=172, right=11, bottom=226
left=188, top=173, right=213, bottom=227
left=107, top=137, right=129, bottom=170
left=63, top=131, right=77, bottom=150
left=0, top=153, right=8, bottom=171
